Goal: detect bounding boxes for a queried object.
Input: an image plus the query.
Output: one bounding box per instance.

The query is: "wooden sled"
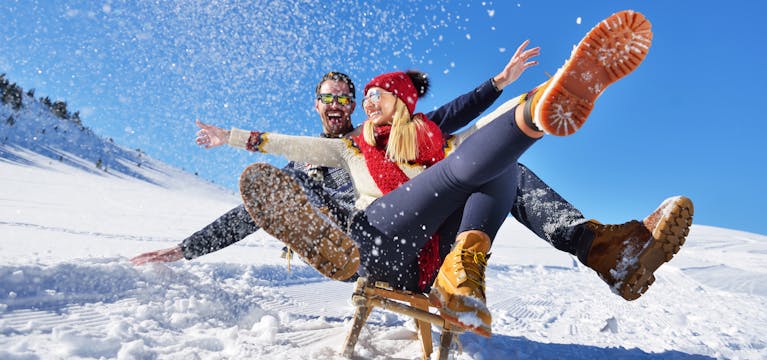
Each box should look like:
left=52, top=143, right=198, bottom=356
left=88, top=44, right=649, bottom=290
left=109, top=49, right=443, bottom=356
left=342, top=277, right=462, bottom=360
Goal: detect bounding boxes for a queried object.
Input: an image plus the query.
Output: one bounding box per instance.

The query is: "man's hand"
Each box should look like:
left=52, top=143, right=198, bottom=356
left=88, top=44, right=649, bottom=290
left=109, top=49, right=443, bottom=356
left=130, top=246, right=184, bottom=265
left=195, top=120, right=230, bottom=149
left=493, top=39, right=541, bottom=90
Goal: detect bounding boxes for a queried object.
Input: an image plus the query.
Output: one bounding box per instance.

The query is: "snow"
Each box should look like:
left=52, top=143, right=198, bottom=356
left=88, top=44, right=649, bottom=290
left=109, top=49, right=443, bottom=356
left=2, top=105, right=767, bottom=359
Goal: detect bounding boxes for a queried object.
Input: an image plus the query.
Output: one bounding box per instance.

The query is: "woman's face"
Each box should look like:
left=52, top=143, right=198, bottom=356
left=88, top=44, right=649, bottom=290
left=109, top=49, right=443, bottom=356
left=363, top=87, right=397, bottom=126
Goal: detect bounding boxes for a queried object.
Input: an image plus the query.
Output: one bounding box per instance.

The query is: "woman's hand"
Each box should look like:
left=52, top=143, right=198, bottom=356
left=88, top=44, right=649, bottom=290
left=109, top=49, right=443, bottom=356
left=493, top=39, right=541, bottom=90
left=195, top=120, right=230, bottom=149
left=130, top=246, right=184, bottom=265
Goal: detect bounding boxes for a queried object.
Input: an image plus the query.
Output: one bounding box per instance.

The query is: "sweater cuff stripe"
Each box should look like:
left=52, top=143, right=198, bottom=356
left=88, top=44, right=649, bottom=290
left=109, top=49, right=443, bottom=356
left=229, top=128, right=255, bottom=151
left=245, top=132, right=264, bottom=152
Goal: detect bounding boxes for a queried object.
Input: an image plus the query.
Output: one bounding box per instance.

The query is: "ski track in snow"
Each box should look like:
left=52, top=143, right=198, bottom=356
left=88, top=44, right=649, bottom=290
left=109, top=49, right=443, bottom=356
left=4, top=253, right=763, bottom=359
left=2, top=212, right=765, bottom=359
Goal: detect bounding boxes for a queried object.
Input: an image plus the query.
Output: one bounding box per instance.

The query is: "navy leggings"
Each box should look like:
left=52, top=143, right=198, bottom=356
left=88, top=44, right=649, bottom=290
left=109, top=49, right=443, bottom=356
left=351, top=106, right=538, bottom=291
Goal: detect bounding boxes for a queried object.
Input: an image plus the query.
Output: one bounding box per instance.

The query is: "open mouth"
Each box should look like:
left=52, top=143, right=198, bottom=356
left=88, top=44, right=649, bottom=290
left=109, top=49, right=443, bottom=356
left=326, top=111, right=346, bottom=126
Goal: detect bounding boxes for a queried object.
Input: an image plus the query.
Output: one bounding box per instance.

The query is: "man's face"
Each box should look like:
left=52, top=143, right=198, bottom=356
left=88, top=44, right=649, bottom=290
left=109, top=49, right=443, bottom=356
left=315, top=80, right=355, bottom=137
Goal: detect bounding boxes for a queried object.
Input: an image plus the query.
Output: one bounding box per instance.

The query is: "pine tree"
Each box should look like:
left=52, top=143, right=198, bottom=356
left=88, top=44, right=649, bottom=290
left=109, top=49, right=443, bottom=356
left=0, top=74, right=8, bottom=92
left=51, top=100, right=69, bottom=119
left=40, top=96, right=52, bottom=108
left=2, top=83, right=23, bottom=110
left=71, top=111, right=82, bottom=126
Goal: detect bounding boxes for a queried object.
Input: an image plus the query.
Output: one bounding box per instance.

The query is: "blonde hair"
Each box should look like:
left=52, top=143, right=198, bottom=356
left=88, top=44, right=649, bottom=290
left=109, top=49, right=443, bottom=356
left=362, top=99, right=426, bottom=163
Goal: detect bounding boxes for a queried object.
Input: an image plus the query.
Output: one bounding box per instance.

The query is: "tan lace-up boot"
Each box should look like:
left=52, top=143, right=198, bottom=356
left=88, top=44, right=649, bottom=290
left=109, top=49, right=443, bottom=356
left=429, top=230, right=492, bottom=337
left=584, top=196, right=694, bottom=300
left=531, top=10, right=653, bottom=136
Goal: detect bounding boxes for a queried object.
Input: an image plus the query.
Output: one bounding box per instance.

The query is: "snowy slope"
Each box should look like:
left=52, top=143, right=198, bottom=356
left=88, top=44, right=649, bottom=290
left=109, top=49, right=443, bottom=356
left=1, top=101, right=766, bottom=359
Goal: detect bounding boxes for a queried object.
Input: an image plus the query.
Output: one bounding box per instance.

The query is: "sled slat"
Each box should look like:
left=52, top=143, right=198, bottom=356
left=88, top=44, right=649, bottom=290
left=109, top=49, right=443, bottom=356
left=342, top=277, right=459, bottom=359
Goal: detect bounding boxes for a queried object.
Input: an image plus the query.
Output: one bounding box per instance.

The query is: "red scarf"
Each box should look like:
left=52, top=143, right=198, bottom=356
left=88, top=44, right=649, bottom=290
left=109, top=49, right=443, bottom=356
left=355, top=116, right=445, bottom=291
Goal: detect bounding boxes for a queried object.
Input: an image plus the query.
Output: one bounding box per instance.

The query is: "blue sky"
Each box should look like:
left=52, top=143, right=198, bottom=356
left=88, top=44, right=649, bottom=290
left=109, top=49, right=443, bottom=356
left=2, top=1, right=766, bottom=235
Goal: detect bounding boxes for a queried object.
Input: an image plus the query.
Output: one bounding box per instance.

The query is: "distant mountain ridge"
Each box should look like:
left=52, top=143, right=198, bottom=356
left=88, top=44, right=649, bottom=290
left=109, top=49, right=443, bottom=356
left=0, top=80, right=161, bottom=184
left=0, top=75, right=219, bottom=191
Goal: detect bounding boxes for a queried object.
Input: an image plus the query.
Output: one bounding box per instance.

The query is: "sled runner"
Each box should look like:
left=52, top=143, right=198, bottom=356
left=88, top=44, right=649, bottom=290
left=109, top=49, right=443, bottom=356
left=343, top=277, right=461, bottom=360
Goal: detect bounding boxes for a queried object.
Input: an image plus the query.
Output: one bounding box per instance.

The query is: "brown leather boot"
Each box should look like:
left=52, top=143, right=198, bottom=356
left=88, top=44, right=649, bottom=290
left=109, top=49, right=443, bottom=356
left=429, top=230, right=492, bottom=337
left=240, top=163, right=360, bottom=281
left=583, top=196, right=694, bottom=300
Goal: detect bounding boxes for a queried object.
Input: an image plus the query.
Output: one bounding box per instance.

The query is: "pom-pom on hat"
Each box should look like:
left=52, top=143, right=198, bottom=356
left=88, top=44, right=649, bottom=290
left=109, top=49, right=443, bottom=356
left=364, top=70, right=429, bottom=115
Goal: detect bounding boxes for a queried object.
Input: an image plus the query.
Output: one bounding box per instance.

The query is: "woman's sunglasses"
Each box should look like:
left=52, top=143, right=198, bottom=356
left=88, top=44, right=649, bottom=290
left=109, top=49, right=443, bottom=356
left=362, top=89, right=394, bottom=107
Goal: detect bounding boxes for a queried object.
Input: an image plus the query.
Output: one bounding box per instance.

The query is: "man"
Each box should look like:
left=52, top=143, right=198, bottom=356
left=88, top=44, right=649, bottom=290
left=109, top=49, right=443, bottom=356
left=132, top=51, right=691, bottom=302
left=130, top=71, right=360, bottom=264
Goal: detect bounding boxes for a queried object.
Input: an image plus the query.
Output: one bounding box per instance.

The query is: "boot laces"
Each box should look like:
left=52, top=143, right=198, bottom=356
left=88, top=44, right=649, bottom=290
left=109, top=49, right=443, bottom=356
left=281, top=246, right=293, bottom=273
left=601, top=220, right=642, bottom=234
left=457, top=250, right=488, bottom=297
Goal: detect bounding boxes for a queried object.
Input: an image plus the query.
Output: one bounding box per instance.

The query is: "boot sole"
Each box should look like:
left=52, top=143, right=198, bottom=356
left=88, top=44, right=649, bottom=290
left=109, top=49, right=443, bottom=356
left=239, top=163, right=360, bottom=281
left=619, top=196, right=694, bottom=300
left=536, top=10, right=653, bottom=136
left=428, top=288, right=492, bottom=338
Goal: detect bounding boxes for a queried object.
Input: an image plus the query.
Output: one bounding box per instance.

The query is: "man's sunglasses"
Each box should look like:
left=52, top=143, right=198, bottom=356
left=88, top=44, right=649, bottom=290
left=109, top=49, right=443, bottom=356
left=317, top=93, right=354, bottom=106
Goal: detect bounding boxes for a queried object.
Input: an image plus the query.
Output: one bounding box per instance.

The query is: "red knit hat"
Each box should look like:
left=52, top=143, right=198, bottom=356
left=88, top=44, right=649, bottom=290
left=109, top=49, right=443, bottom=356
left=364, top=71, right=420, bottom=115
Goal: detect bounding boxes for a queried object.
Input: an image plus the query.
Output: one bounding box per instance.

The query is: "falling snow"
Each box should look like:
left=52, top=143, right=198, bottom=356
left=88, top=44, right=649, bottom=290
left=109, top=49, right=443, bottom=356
left=1, top=105, right=765, bottom=359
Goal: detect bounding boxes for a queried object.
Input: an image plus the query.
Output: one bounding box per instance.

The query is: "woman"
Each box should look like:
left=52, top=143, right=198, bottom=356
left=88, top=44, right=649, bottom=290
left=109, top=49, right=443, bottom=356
left=196, top=10, right=653, bottom=336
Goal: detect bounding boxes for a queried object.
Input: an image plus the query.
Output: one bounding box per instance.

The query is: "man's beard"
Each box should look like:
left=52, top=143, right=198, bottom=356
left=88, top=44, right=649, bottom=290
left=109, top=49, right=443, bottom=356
left=324, top=115, right=351, bottom=136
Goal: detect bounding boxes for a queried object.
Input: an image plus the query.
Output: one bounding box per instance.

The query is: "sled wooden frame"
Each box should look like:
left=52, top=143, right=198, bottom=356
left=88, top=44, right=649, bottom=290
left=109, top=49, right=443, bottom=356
left=342, top=277, right=461, bottom=360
